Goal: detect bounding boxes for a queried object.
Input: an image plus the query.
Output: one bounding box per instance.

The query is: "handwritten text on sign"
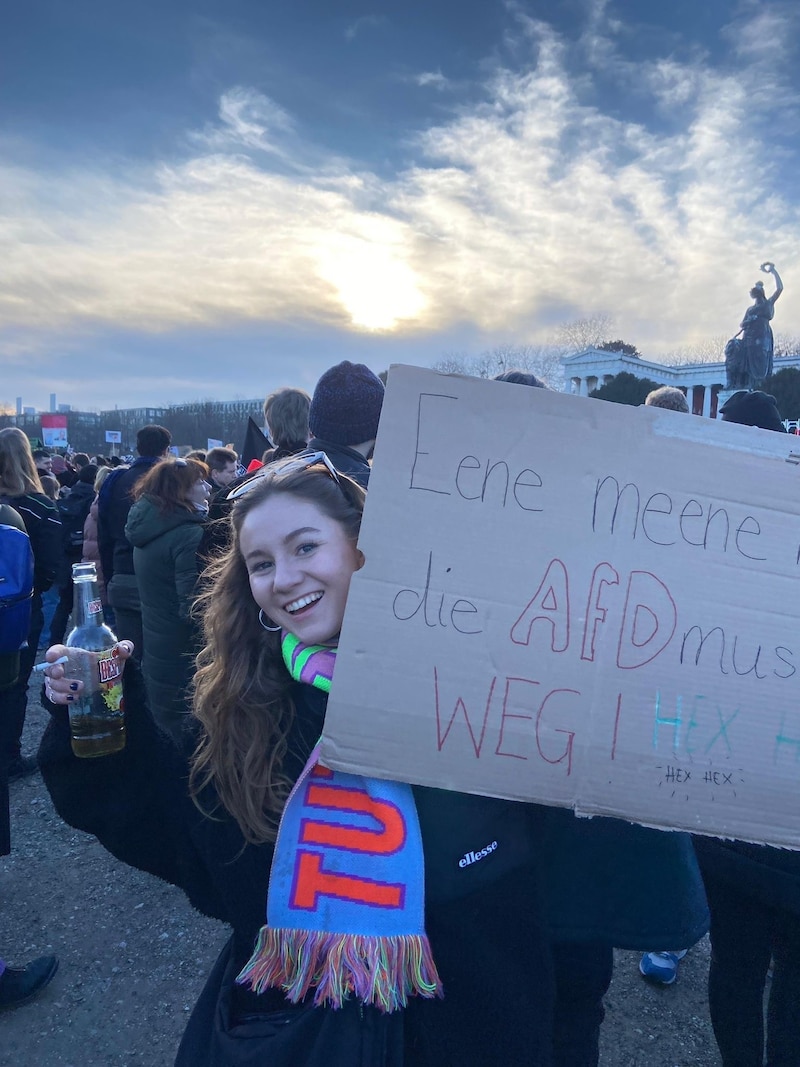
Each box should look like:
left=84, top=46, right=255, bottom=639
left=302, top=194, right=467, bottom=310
left=322, top=367, right=800, bottom=847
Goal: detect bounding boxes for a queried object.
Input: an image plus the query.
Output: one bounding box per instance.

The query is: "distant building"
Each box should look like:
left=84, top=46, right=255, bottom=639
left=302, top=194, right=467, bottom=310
left=562, top=348, right=800, bottom=419
left=0, top=398, right=264, bottom=454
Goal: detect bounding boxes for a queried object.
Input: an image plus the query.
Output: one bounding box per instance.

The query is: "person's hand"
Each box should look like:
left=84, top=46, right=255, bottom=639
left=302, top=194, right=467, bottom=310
left=761, top=261, right=775, bottom=274
left=41, top=642, right=134, bottom=704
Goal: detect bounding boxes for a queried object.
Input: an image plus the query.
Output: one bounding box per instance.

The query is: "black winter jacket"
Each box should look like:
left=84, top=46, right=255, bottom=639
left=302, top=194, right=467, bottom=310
left=307, top=438, right=371, bottom=488
left=693, top=834, right=800, bottom=916
left=56, top=480, right=96, bottom=585
left=37, top=666, right=556, bottom=1067
left=97, top=457, right=161, bottom=584
left=1, top=491, right=61, bottom=594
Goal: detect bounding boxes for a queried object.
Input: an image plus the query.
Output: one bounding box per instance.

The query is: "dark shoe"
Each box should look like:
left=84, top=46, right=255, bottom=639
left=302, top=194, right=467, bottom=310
left=6, top=755, right=39, bottom=781
left=0, top=957, right=59, bottom=1010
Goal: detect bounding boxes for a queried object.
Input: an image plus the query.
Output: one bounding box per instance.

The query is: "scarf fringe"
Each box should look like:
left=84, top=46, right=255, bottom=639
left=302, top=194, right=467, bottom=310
left=236, top=925, right=443, bottom=1013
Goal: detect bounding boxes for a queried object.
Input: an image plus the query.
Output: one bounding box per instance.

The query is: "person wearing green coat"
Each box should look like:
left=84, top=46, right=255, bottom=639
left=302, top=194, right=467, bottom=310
left=125, top=457, right=210, bottom=741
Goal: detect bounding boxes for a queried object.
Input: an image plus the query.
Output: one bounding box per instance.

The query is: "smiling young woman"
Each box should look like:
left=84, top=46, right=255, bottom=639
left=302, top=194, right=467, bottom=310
left=37, top=455, right=561, bottom=1067
left=191, top=457, right=366, bottom=843
left=37, top=453, right=708, bottom=1067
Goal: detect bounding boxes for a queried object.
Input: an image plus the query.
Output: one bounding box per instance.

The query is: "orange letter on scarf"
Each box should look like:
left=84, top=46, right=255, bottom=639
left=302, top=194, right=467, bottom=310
left=300, top=784, right=407, bottom=855
left=290, top=851, right=405, bottom=910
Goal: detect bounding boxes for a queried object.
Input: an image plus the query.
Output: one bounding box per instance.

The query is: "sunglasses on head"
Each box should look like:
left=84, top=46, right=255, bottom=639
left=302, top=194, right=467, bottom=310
left=226, top=450, right=341, bottom=502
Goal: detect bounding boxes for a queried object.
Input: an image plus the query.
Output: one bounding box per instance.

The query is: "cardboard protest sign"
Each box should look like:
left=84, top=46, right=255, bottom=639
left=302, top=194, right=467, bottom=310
left=321, top=365, right=800, bottom=848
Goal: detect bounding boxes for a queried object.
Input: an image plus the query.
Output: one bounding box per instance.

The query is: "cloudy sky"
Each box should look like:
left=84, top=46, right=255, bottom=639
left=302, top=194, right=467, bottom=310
left=3, top=0, right=799, bottom=411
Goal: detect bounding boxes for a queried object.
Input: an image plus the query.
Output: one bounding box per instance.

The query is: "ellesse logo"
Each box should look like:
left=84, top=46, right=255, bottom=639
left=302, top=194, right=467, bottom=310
left=458, top=841, right=498, bottom=868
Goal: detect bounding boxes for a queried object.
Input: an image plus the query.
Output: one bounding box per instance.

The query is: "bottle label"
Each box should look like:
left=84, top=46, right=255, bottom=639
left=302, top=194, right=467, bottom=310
left=88, top=598, right=103, bottom=616
left=97, top=649, right=124, bottom=712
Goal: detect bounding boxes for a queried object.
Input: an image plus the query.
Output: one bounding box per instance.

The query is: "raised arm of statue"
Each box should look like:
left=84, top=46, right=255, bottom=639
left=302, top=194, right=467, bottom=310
left=761, top=262, right=784, bottom=307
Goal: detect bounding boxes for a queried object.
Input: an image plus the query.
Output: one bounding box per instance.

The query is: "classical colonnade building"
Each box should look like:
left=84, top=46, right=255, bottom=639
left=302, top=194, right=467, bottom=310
left=562, top=349, right=800, bottom=419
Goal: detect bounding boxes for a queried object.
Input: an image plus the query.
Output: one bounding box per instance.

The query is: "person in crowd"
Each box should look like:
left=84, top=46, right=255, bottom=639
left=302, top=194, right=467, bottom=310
left=307, top=361, right=384, bottom=488
left=38, top=474, right=60, bottom=502
left=644, top=386, right=690, bottom=413
left=98, top=425, right=171, bottom=659
left=495, top=370, right=546, bottom=387
left=32, top=450, right=52, bottom=479
left=0, top=428, right=61, bottom=779
left=205, top=448, right=239, bottom=495
left=49, top=464, right=98, bottom=646
left=50, top=454, right=76, bottom=489
left=720, top=389, right=786, bottom=432
left=124, top=458, right=210, bottom=741
left=185, top=450, right=207, bottom=463
left=0, top=500, right=59, bottom=1009
left=695, top=388, right=798, bottom=1067
left=81, top=466, right=113, bottom=625
left=261, top=387, right=310, bottom=464
left=71, top=453, right=91, bottom=473
left=37, top=474, right=63, bottom=643
left=199, top=447, right=242, bottom=562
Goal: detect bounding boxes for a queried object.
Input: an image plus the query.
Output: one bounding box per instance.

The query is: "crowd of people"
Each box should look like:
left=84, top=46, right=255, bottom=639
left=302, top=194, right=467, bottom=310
left=0, top=361, right=798, bottom=1066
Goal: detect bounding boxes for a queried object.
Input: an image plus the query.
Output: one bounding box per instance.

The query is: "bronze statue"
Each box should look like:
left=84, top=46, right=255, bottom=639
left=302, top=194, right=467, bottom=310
left=725, top=262, right=784, bottom=390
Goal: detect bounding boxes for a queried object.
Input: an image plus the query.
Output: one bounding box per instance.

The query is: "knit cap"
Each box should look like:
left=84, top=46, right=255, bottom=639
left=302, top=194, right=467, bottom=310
left=309, top=361, right=385, bottom=446
left=719, top=390, right=786, bottom=432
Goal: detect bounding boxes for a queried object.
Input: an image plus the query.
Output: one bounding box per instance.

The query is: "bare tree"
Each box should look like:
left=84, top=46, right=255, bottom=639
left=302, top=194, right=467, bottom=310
left=659, top=336, right=729, bottom=366
left=432, top=343, right=564, bottom=388
left=433, top=353, right=473, bottom=375
left=553, top=314, right=614, bottom=353
left=774, top=333, right=800, bottom=357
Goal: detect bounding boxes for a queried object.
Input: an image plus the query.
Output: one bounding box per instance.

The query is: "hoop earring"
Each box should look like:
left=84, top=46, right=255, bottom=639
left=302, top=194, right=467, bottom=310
left=258, top=609, right=281, bottom=632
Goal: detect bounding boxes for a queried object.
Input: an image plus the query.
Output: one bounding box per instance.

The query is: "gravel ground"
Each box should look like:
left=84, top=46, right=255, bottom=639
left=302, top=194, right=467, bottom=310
left=1, top=695, right=723, bottom=1066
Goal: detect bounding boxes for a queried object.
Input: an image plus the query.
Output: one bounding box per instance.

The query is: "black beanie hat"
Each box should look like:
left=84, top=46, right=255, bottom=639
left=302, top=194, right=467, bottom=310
left=719, top=390, right=786, bottom=432
left=309, top=361, right=385, bottom=446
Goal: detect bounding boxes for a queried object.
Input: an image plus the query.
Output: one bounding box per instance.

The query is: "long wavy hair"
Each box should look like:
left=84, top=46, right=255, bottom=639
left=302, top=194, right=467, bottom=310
left=189, top=460, right=365, bottom=844
left=0, top=427, right=43, bottom=496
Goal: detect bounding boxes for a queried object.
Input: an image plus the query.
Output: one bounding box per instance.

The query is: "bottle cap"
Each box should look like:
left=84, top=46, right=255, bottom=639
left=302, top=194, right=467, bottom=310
left=72, top=562, right=98, bottom=581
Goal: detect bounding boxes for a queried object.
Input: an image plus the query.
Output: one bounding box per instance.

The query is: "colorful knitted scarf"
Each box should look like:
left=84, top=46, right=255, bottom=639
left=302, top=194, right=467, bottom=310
left=236, top=631, right=442, bottom=1013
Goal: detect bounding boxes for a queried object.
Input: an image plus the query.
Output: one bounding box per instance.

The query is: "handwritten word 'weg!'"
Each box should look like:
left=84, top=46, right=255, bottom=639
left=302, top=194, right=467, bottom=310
left=430, top=673, right=763, bottom=780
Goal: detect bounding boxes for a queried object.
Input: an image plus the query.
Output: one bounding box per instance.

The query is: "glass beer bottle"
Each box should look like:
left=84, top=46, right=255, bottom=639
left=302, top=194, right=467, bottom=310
left=65, top=562, right=126, bottom=757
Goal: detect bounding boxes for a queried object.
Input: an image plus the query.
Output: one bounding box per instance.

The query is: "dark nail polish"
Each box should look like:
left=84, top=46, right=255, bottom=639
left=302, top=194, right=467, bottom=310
left=69, top=682, right=79, bottom=691
left=66, top=695, right=75, bottom=702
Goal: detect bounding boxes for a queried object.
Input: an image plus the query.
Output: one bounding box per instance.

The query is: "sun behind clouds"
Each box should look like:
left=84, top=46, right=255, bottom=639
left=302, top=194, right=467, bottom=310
left=315, top=229, right=427, bottom=331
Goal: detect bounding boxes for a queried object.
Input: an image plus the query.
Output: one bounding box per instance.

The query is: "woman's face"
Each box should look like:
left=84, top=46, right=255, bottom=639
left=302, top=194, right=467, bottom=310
left=239, top=493, right=363, bottom=646
left=188, top=478, right=211, bottom=507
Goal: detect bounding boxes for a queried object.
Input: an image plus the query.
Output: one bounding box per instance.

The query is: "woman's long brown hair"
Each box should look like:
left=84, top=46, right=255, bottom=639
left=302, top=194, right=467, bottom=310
left=189, top=462, right=365, bottom=844
left=0, top=427, right=44, bottom=496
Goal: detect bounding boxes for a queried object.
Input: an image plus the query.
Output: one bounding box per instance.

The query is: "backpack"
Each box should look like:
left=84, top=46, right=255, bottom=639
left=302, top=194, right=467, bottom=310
left=0, top=503, right=34, bottom=654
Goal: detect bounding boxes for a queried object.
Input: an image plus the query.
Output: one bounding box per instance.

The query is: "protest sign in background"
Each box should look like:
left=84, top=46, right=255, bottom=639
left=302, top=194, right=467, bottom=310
left=41, top=414, right=68, bottom=449
left=321, top=366, right=800, bottom=847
